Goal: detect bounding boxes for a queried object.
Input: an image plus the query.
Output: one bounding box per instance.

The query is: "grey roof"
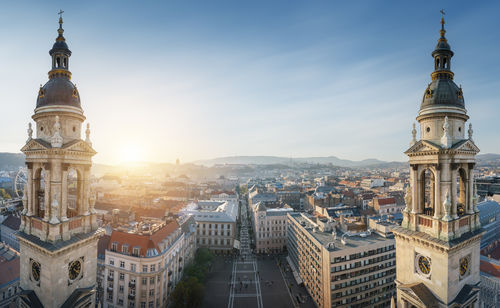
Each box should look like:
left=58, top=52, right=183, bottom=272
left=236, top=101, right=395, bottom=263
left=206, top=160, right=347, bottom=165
left=420, top=78, right=464, bottom=111
left=16, top=229, right=102, bottom=252
left=36, top=76, right=81, bottom=109
left=1, top=215, right=20, bottom=230
left=478, top=200, right=500, bottom=224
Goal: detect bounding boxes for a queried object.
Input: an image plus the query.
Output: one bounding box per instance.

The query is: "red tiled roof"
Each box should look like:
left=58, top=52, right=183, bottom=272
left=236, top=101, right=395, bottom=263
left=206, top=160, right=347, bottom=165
left=480, top=260, right=500, bottom=278
left=108, top=220, right=180, bottom=257
left=376, top=197, right=396, bottom=205
left=0, top=257, right=19, bottom=285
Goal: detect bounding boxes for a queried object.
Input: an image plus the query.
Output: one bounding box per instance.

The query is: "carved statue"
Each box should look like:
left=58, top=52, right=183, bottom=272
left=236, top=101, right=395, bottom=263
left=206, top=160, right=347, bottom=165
left=473, top=181, right=479, bottom=212
left=27, top=123, right=33, bottom=143
left=442, top=190, right=452, bottom=221
left=440, top=116, right=452, bottom=149
left=85, top=123, right=92, bottom=146
left=50, top=116, right=63, bottom=148
left=89, top=185, right=97, bottom=214
left=21, top=184, right=28, bottom=215
left=468, top=123, right=473, bottom=141
left=403, top=185, right=412, bottom=212
left=49, top=193, right=60, bottom=224
left=410, top=123, right=417, bottom=146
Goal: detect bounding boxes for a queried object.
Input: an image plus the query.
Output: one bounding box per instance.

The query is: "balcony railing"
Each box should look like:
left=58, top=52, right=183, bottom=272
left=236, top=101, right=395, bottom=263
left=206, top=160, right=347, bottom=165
left=129, top=281, right=136, bottom=288
left=128, top=294, right=135, bottom=300
left=107, top=276, right=114, bottom=281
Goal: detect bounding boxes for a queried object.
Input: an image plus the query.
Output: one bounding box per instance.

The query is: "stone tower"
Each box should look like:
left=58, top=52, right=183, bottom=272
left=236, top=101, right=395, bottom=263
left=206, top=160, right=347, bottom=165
left=393, top=16, right=483, bottom=308
left=17, top=13, right=103, bottom=308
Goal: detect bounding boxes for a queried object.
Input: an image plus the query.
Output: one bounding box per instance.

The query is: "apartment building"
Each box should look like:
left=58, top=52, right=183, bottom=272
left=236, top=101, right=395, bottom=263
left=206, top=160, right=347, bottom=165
left=180, top=200, right=238, bottom=254
left=252, top=202, right=293, bottom=254
left=103, top=219, right=185, bottom=308
left=287, top=212, right=396, bottom=308
left=372, top=197, right=404, bottom=215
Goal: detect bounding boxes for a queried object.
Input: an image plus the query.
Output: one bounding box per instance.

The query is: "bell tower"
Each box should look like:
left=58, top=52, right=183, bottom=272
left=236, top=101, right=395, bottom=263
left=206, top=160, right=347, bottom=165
left=393, top=15, right=483, bottom=308
left=17, top=12, right=103, bottom=308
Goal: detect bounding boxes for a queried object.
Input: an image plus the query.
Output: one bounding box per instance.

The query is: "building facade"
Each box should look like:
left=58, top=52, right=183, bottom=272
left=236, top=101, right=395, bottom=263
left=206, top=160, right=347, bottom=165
left=252, top=203, right=292, bottom=254
left=0, top=214, right=20, bottom=251
left=17, top=14, right=103, bottom=308
left=180, top=200, right=238, bottom=254
left=393, top=16, right=482, bottom=308
left=287, top=212, right=396, bottom=308
left=0, top=242, right=20, bottom=308
left=103, top=220, right=185, bottom=308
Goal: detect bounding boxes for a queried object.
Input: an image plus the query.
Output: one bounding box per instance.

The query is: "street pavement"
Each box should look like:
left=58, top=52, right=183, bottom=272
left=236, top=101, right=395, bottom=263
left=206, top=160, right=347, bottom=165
left=202, top=198, right=314, bottom=308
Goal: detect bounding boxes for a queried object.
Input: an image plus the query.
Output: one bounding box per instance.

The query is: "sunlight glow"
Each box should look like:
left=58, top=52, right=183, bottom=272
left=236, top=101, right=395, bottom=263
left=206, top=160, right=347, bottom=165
left=118, top=144, right=144, bottom=163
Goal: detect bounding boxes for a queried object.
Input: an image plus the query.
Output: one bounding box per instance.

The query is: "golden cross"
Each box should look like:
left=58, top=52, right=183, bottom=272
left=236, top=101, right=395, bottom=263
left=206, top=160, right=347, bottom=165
left=58, top=9, right=64, bottom=18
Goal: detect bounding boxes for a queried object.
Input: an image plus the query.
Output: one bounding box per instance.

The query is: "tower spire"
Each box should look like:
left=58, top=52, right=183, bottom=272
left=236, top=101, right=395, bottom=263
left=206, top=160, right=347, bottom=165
left=57, top=10, right=65, bottom=42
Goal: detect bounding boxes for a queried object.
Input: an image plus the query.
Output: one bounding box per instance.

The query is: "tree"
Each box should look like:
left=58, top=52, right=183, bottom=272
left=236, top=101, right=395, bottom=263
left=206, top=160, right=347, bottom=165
left=195, top=248, right=213, bottom=266
left=171, top=277, right=204, bottom=308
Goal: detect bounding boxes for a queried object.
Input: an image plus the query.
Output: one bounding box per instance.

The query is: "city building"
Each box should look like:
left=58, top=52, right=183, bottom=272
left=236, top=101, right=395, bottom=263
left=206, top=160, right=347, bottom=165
left=477, top=200, right=500, bottom=248
left=287, top=212, right=396, bottom=308
left=252, top=202, right=293, bottom=253
left=17, top=14, right=103, bottom=308
left=103, top=219, right=185, bottom=308
left=0, top=242, right=20, bottom=307
left=372, top=197, right=404, bottom=215
left=0, top=214, right=20, bottom=251
left=393, top=16, right=482, bottom=308
left=479, top=241, right=500, bottom=308
left=180, top=200, right=238, bottom=254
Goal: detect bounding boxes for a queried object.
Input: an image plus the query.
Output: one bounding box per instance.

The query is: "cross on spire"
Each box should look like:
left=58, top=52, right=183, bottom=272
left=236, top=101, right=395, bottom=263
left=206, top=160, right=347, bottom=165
left=58, top=9, right=64, bottom=18
left=440, top=9, right=445, bottom=17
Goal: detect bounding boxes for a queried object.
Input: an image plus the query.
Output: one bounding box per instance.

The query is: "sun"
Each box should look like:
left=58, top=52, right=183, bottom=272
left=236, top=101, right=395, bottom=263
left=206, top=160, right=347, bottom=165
left=118, top=144, right=144, bottom=163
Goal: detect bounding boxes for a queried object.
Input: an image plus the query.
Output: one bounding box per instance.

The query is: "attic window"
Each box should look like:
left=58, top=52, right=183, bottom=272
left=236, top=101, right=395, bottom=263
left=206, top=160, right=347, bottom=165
left=111, top=242, right=118, bottom=252
left=132, top=247, right=140, bottom=256
left=72, top=88, right=78, bottom=98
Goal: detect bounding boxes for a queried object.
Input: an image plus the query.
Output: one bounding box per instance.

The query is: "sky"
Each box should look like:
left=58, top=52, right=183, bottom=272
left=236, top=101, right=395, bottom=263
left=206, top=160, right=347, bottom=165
left=1, top=1, right=499, bottom=165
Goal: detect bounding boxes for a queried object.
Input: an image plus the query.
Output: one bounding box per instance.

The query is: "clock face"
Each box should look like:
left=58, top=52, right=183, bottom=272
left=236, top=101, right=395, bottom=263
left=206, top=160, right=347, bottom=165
left=31, top=261, right=41, bottom=281
left=459, top=257, right=469, bottom=276
left=417, top=255, right=431, bottom=275
left=68, top=260, right=82, bottom=280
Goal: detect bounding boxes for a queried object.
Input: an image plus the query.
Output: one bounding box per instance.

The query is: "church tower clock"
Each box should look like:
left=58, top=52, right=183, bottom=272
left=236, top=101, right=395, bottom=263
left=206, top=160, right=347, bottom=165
left=17, top=13, right=103, bottom=308
left=393, top=15, right=483, bottom=308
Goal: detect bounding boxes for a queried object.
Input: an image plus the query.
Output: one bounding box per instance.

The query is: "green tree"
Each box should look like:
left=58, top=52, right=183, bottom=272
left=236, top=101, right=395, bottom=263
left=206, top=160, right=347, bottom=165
left=0, top=189, right=11, bottom=199
left=195, top=248, right=213, bottom=266
left=171, top=277, right=204, bottom=308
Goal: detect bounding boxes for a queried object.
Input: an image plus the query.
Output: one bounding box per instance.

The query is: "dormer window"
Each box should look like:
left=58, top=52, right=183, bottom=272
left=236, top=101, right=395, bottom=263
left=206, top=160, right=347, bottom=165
left=122, top=244, right=129, bottom=254
left=132, top=246, right=140, bottom=256
left=111, top=242, right=118, bottom=252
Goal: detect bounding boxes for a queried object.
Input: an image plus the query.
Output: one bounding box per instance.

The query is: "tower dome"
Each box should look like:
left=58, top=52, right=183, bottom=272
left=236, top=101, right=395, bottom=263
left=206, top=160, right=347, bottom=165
left=36, top=14, right=81, bottom=109
left=419, top=17, right=465, bottom=113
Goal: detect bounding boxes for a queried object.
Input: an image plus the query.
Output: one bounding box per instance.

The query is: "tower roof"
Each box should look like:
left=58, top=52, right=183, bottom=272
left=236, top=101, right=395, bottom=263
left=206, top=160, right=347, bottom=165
left=36, top=13, right=81, bottom=110
left=419, top=16, right=465, bottom=113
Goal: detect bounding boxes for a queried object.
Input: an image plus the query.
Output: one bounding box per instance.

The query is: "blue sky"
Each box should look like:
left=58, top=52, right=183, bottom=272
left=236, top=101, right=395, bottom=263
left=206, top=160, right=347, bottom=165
left=1, top=1, right=499, bottom=164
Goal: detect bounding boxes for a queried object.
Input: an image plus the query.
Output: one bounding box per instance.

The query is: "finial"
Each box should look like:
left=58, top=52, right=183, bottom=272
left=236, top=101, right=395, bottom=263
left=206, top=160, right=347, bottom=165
left=27, top=123, right=33, bottom=143
left=468, top=123, right=473, bottom=140
left=439, top=9, right=446, bottom=39
left=410, top=123, right=417, bottom=146
left=440, top=116, right=452, bottom=149
left=56, top=10, right=65, bottom=41
left=85, top=123, right=92, bottom=146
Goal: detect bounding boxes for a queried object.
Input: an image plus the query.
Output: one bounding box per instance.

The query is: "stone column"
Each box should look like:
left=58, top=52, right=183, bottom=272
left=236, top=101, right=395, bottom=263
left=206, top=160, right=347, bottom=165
left=31, top=164, right=38, bottom=217
left=82, top=166, right=90, bottom=215
left=433, top=166, right=441, bottom=219
left=50, top=161, right=62, bottom=222
left=26, top=165, right=33, bottom=216
left=467, top=165, right=474, bottom=214
left=61, top=164, right=69, bottom=221
left=43, top=164, right=51, bottom=222
left=411, top=165, right=419, bottom=214
left=451, top=163, right=459, bottom=219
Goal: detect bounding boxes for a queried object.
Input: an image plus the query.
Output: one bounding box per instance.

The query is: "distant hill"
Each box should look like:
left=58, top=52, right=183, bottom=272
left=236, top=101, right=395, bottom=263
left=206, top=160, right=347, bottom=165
left=0, top=153, right=24, bottom=170
left=194, top=155, right=406, bottom=168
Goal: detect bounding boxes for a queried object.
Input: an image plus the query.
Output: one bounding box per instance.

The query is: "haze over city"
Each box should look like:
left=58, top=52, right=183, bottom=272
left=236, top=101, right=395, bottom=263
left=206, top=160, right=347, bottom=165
left=1, top=1, right=500, bottom=164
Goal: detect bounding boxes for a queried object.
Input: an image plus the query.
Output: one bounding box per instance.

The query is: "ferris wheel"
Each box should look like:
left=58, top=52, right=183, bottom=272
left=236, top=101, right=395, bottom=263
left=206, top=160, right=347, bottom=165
left=15, top=167, right=27, bottom=198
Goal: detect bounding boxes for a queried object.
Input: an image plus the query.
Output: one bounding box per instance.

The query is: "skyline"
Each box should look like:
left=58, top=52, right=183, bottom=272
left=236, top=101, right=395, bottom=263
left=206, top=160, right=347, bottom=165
left=1, top=1, right=500, bottom=165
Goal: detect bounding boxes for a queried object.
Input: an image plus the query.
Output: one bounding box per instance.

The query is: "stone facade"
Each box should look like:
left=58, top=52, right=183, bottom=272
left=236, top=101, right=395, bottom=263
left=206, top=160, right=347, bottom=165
left=17, top=14, right=103, bottom=308
left=394, top=16, right=482, bottom=308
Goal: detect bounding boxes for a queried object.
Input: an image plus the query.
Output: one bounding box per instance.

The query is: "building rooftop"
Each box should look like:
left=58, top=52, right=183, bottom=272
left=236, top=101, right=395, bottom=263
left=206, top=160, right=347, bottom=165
left=0, top=242, right=19, bottom=287
left=289, top=212, right=393, bottom=252
left=108, top=220, right=180, bottom=258
left=180, top=200, right=238, bottom=223
left=1, top=214, right=21, bottom=230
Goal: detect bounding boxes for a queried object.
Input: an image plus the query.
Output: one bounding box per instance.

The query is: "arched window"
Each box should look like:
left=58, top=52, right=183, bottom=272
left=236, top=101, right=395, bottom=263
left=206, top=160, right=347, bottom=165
left=456, top=168, right=467, bottom=216
left=56, top=57, right=61, bottom=67
left=443, top=58, right=447, bottom=69
left=436, top=58, right=440, bottom=69
left=67, top=168, right=81, bottom=217
left=63, top=57, right=67, bottom=68
left=421, top=168, right=435, bottom=216
left=34, top=168, right=46, bottom=218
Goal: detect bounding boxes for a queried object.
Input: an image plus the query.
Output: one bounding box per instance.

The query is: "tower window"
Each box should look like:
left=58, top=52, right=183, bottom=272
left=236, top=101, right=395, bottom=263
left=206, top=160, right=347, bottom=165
left=426, top=127, right=430, bottom=133
left=56, top=57, right=61, bottom=67
left=443, top=58, right=447, bottom=68
left=73, top=126, right=76, bottom=132
left=458, top=127, right=461, bottom=132
left=63, top=58, right=67, bottom=67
